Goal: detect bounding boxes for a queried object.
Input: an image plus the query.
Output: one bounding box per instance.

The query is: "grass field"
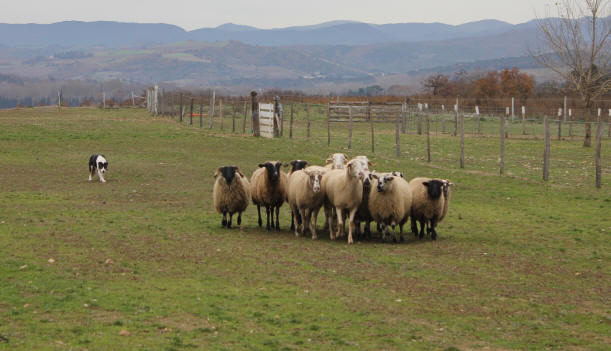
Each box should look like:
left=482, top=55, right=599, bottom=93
left=0, top=107, right=609, bottom=350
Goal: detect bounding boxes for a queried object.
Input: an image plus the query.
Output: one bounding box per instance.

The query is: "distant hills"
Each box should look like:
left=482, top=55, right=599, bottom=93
left=0, top=19, right=554, bottom=92
left=0, top=19, right=536, bottom=47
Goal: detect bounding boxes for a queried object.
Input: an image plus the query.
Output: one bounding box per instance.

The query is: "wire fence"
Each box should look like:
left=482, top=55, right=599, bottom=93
left=146, top=89, right=610, bottom=188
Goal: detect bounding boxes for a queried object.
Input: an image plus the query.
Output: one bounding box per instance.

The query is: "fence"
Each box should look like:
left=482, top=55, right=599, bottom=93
left=145, top=89, right=609, bottom=188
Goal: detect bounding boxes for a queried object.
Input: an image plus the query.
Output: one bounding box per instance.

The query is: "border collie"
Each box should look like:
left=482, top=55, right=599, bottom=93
left=88, top=154, right=108, bottom=182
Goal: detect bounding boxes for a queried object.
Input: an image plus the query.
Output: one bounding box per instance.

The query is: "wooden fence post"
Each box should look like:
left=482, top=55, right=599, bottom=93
left=242, top=101, right=247, bottom=134
left=306, top=104, right=311, bottom=141
left=395, top=114, right=400, bottom=158
left=596, top=121, right=603, bottom=188
left=209, top=91, right=215, bottom=129
left=402, top=99, right=407, bottom=133
left=426, top=114, right=431, bottom=162
left=348, top=105, right=353, bottom=149
left=179, top=94, right=183, bottom=122
left=460, top=113, right=465, bottom=168
left=219, top=99, right=223, bottom=130
left=500, top=113, right=505, bottom=175
left=289, top=103, right=294, bottom=139
left=251, top=91, right=259, bottom=137
left=569, top=109, right=573, bottom=138
left=369, top=101, right=375, bottom=153
left=558, top=119, right=562, bottom=140
left=543, top=116, right=551, bottom=181
left=454, top=97, right=459, bottom=136
left=232, top=103, right=236, bottom=132
left=199, top=95, right=203, bottom=128
left=417, top=112, right=422, bottom=135
left=442, top=113, right=446, bottom=134
left=189, top=98, right=194, bottom=125
left=327, top=102, right=331, bottom=146
left=522, top=106, right=526, bottom=135
left=505, top=108, right=509, bottom=139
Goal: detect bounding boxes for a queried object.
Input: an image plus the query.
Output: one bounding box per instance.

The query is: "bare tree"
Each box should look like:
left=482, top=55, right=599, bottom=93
left=531, top=0, right=610, bottom=146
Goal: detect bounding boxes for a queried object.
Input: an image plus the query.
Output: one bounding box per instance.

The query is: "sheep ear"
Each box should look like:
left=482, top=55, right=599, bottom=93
left=343, top=154, right=349, bottom=162
left=371, top=174, right=379, bottom=179
left=423, top=181, right=430, bottom=187
left=214, top=167, right=222, bottom=178
left=368, top=161, right=375, bottom=167
left=290, top=160, right=297, bottom=166
left=235, top=167, right=244, bottom=177
left=325, top=158, right=332, bottom=164
left=258, top=163, right=265, bottom=168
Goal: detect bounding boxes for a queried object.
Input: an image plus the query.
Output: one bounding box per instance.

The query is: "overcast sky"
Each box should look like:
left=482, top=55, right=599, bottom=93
left=1, top=0, right=556, bottom=30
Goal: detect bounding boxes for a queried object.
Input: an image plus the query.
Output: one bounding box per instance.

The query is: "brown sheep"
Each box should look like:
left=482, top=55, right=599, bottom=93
left=251, top=161, right=288, bottom=231
left=213, top=166, right=250, bottom=228
left=409, top=177, right=445, bottom=240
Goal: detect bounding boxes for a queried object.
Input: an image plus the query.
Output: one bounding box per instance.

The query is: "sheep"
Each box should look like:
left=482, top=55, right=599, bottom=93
left=287, top=160, right=309, bottom=231
left=368, top=173, right=412, bottom=242
left=250, top=161, right=288, bottom=231
left=324, top=153, right=348, bottom=170
left=213, top=166, right=250, bottom=228
left=286, top=166, right=327, bottom=239
left=351, top=155, right=375, bottom=240
left=408, top=177, right=446, bottom=240
left=321, top=159, right=365, bottom=244
left=439, top=179, right=454, bottom=223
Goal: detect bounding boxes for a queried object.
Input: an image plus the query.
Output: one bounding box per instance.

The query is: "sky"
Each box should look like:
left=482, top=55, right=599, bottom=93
left=0, top=0, right=557, bottom=30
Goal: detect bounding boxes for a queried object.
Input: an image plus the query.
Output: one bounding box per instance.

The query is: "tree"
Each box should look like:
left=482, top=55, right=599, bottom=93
left=500, top=67, right=536, bottom=102
left=421, top=73, right=454, bottom=96
left=472, top=71, right=500, bottom=99
left=531, top=0, right=610, bottom=147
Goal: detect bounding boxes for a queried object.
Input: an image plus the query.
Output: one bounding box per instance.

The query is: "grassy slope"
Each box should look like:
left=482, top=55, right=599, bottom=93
left=0, top=108, right=609, bottom=351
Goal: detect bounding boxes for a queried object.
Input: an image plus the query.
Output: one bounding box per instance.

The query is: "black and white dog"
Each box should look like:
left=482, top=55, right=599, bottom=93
left=88, top=154, right=109, bottom=183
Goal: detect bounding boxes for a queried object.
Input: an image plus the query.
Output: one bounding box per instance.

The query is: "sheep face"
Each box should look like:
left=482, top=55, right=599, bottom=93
left=362, top=170, right=373, bottom=188
left=305, top=170, right=324, bottom=193
left=259, top=161, right=282, bottom=183
left=326, top=153, right=348, bottom=169
left=441, top=179, right=454, bottom=197
left=392, top=171, right=404, bottom=178
left=214, top=166, right=243, bottom=186
left=346, top=159, right=365, bottom=180
left=372, top=173, right=395, bottom=192
left=290, top=160, right=308, bottom=173
left=423, top=179, right=444, bottom=199
left=354, top=155, right=375, bottom=170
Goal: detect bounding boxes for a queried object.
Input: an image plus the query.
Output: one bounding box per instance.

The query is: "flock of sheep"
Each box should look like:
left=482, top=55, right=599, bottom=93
left=213, top=153, right=453, bottom=244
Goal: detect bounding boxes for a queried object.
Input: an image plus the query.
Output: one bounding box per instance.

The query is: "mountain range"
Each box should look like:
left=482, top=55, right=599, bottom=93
left=0, top=19, right=551, bottom=92
left=0, top=19, right=538, bottom=47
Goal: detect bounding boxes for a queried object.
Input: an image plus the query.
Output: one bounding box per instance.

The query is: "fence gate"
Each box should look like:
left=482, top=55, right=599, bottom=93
left=259, top=103, right=275, bottom=138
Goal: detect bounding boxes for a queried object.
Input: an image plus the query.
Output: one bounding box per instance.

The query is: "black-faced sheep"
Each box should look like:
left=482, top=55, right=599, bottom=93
left=213, top=166, right=251, bottom=228
left=250, top=161, right=288, bottom=231
left=287, top=166, right=326, bottom=239
left=369, top=173, right=412, bottom=242
left=321, top=159, right=365, bottom=244
left=409, top=177, right=445, bottom=240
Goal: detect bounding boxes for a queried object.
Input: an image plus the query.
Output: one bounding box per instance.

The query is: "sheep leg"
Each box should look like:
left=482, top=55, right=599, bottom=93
left=418, top=219, right=425, bottom=239
left=303, top=209, right=312, bottom=236
left=364, top=220, right=371, bottom=239
left=411, top=217, right=418, bottom=236
left=275, top=206, right=280, bottom=231
left=347, top=208, right=357, bottom=245
left=311, top=208, right=320, bottom=239
left=380, top=224, right=387, bottom=241
left=295, top=207, right=304, bottom=237
left=265, top=206, right=271, bottom=231
left=334, top=206, right=344, bottom=240
left=322, top=203, right=330, bottom=232
left=354, top=218, right=361, bottom=241
left=227, top=213, right=233, bottom=229
left=257, top=205, right=262, bottom=227
left=222, top=210, right=227, bottom=227
left=399, top=223, right=405, bottom=242
left=430, top=218, right=438, bottom=240
left=237, top=213, right=242, bottom=226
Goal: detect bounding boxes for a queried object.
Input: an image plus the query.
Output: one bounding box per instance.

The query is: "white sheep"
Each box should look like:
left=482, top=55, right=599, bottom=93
left=408, top=177, right=446, bottom=240
left=287, top=166, right=327, bottom=239
left=250, top=161, right=288, bottom=231
left=368, top=172, right=412, bottom=242
left=439, top=179, right=454, bottom=223
left=321, top=159, right=365, bottom=244
left=324, top=153, right=348, bottom=170
left=213, top=166, right=251, bottom=228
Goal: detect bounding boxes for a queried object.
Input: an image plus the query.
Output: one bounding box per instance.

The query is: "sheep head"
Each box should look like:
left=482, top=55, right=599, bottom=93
left=371, top=173, right=395, bottom=192
left=289, top=159, right=308, bottom=173
left=214, top=166, right=242, bottom=185
left=304, top=169, right=324, bottom=193
left=423, top=179, right=444, bottom=200
left=259, top=161, right=282, bottom=183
